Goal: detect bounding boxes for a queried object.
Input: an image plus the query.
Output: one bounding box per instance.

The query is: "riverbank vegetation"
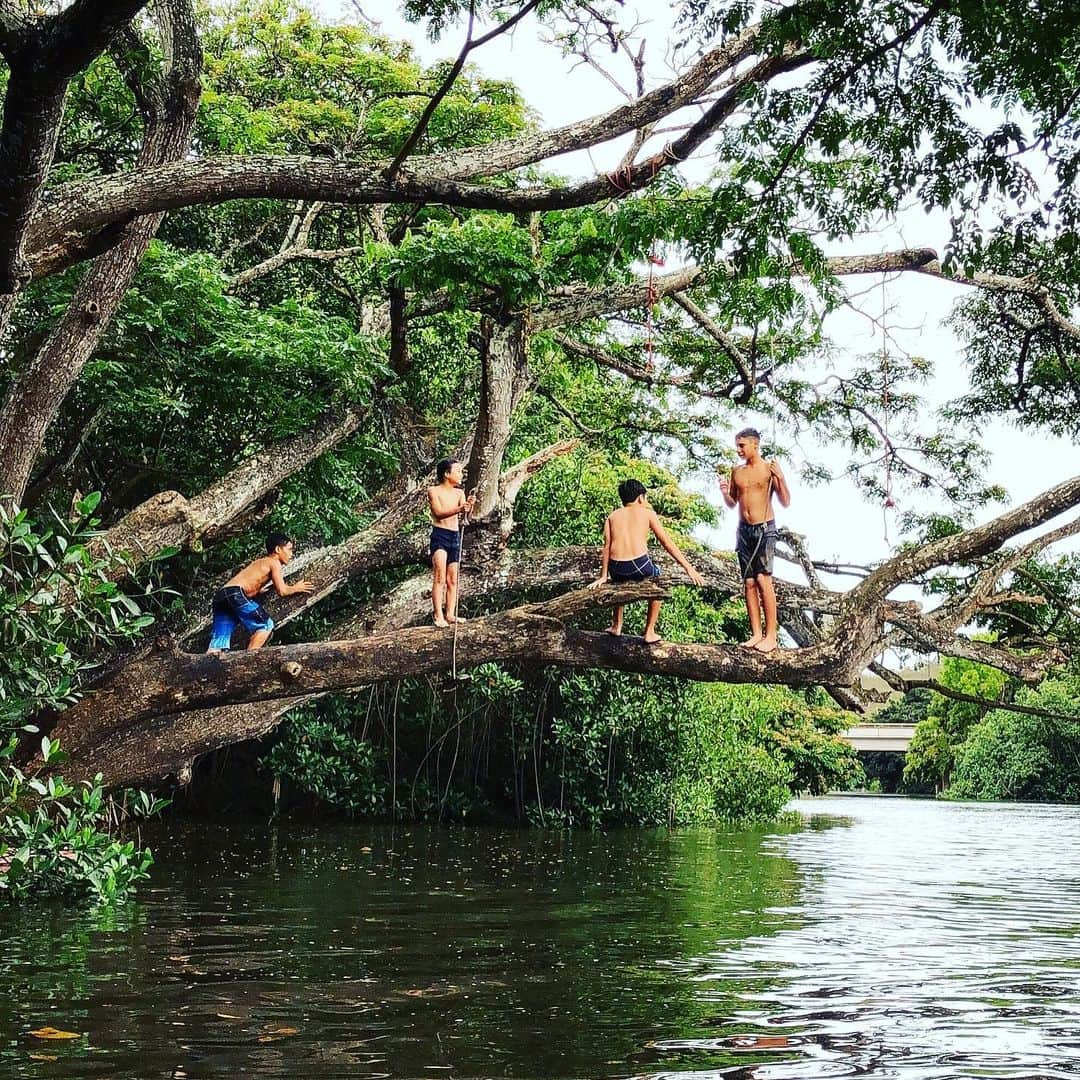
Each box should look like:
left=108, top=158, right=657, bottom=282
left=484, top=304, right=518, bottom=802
left=1, top=0, right=1079, bottom=900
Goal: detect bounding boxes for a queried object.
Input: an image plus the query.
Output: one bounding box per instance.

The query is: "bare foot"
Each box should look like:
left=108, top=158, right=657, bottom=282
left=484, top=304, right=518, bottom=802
left=433, top=617, right=450, bottom=628
left=447, top=615, right=467, bottom=624
left=753, top=638, right=778, bottom=654
left=739, top=635, right=763, bottom=649
left=643, top=633, right=663, bottom=645
left=605, top=626, right=622, bottom=637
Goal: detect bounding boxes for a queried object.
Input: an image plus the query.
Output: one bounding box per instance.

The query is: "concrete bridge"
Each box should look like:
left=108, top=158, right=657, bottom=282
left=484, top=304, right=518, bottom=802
left=840, top=723, right=916, bottom=752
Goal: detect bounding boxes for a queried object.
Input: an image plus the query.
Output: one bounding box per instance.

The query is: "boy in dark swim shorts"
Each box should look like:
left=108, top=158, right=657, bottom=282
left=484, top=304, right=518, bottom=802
left=589, top=478, right=704, bottom=643
left=427, top=458, right=476, bottom=628
left=719, top=428, right=791, bottom=653
left=207, top=532, right=314, bottom=651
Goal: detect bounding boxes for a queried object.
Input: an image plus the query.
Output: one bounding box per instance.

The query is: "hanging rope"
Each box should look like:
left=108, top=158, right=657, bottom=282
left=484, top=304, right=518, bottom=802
left=644, top=243, right=664, bottom=369
left=447, top=504, right=471, bottom=690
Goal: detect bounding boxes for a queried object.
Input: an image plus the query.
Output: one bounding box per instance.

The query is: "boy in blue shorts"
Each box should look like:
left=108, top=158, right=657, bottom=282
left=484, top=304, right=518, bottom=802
left=207, top=532, right=314, bottom=651
left=427, top=458, right=476, bottom=627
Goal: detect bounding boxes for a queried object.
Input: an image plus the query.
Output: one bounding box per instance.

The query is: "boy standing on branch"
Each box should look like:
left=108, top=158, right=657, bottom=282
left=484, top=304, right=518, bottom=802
left=428, top=458, right=476, bottom=628
left=718, top=428, right=791, bottom=654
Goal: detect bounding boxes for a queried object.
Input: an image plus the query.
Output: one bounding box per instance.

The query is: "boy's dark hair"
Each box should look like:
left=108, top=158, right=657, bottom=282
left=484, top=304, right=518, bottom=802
left=735, top=427, right=761, bottom=441
left=436, top=457, right=458, bottom=483
left=618, top=478, right=648, bottom=505
left=266, top=531, right=292, bottom=554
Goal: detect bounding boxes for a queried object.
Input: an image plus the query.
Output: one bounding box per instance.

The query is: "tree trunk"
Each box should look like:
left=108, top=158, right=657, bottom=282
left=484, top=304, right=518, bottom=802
left=0, top=0, right=201, bottom=503
left=467, top=316, right=530, bottom=521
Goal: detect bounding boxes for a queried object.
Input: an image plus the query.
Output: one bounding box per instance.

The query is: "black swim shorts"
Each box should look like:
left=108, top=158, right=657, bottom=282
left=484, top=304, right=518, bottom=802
left=430, top=526, right=462, bottom=566
left=736, top=520, right=776, bottom=580
left=609, top=553, right=661, bottom=584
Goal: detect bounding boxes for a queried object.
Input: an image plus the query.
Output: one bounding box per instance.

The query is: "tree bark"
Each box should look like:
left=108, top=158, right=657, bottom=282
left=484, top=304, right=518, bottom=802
left=37, top=464, right=1079, bottom=790
left=0, top=0, right=202, bottom=503
left=24, top=48, right=812, bottom=281
left=82, top=405, right=365, bottom=582
left=0, top=0, right=153, bottom=298
left=44, top=579, right=860, bottom=773
left=466, top=316, right=530, bottom=521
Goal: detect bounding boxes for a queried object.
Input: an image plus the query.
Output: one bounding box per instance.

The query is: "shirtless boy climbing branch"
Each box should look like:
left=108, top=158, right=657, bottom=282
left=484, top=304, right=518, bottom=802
left=207, top=532, right=314, bottom=652
left=589, top=479, right=704, bottom=644
left=718, top=427, right=791, bottom=654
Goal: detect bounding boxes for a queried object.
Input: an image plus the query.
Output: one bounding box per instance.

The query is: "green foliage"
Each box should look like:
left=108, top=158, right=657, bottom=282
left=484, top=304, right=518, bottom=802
left=901, top=715, right=952, bottom=794
left=263, top=701, right=387, bottom=815
left=0, top=507, right=167, bottom=904
left=903, top=658, right=1008, bottom=791
left=0, top=736, right=164, bottom=904
left=875, top=686, right=933, bottom=727
left=375, top=214, right=545, bottom=307
left=512, top=449, right=716, bottom=550
left=947, top=676, right=1080, bottom=803
left=0, top=499, right=157, bottom=729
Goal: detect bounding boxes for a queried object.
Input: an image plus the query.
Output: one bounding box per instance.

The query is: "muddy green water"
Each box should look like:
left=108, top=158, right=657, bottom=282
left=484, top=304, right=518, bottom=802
left=1, top=796, right=1079, bottom=1078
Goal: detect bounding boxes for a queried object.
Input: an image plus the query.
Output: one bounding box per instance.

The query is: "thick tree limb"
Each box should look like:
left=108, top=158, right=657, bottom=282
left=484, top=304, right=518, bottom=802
left=851, top=475, right=1080, bottom=607
left=0, top=0, right=153, bottom=296
left=25, top=44, right=812, bottom=281
left=424, top=21, right=773, bottom=180
left=84, top=406, right=366, bottom=579
left=47, top=471, right=1080, bottom=789
left=532, top=249, right=940, bottom=330
left=0, top=0, right=202, bottom=503
left=467, top=316, right=531, bottom=520
left=44, top=580, right=861, bottom=765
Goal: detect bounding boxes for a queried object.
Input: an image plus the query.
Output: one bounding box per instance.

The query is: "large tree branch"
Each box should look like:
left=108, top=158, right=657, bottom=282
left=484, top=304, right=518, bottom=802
left=852, top=475, right=1080, bottom=607
left=532, top=249, right=940, bottom=330
left=0, top=0, right=202, bottom=503
left=384, top=0, right=544, bottom=182
left=25, top=43, right=812, bottom=281
left=49, top=475, right=1080, bottom=789
left=423, top=20, right=775, bottom=180
left=43, top=580, right=861, bottom=763
left=84, top=406, right=365, bottom=578
left=467, top=316, right=531, bottom=521
left=0, top=0, right=153, bottom=297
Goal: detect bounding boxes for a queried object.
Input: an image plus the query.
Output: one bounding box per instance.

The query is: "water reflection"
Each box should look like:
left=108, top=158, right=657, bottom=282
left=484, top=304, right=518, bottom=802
left=642, top=797, right=1080, bottom=1080
left=0, top=798, right=1078, bottom=1079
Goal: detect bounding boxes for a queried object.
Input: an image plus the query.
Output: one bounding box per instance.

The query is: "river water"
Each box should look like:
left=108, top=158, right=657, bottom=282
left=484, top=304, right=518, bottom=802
left=1, top=796, right=1078, bottom=1078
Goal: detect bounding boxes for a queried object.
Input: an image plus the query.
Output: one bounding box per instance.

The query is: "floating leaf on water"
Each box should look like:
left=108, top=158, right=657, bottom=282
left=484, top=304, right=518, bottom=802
left=29, top=1053, right=59, bottom=1061
left=28, top=1027, right=80, bottom=1040
left=258, top=1025, right=300, bottom=1042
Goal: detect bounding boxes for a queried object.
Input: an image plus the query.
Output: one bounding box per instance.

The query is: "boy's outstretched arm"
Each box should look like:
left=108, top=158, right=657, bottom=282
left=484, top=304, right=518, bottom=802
left=769, top=461, right=791, bottom=508
left=588, top=516, right=613, bottom=588
left=649, top=512, right=705, bottom=586
left=271, top=561, right=314, bottom=597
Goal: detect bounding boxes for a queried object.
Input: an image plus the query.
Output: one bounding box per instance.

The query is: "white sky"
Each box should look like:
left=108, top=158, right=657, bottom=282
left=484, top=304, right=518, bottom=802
left=330, top=2, right=1079, bottom=583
